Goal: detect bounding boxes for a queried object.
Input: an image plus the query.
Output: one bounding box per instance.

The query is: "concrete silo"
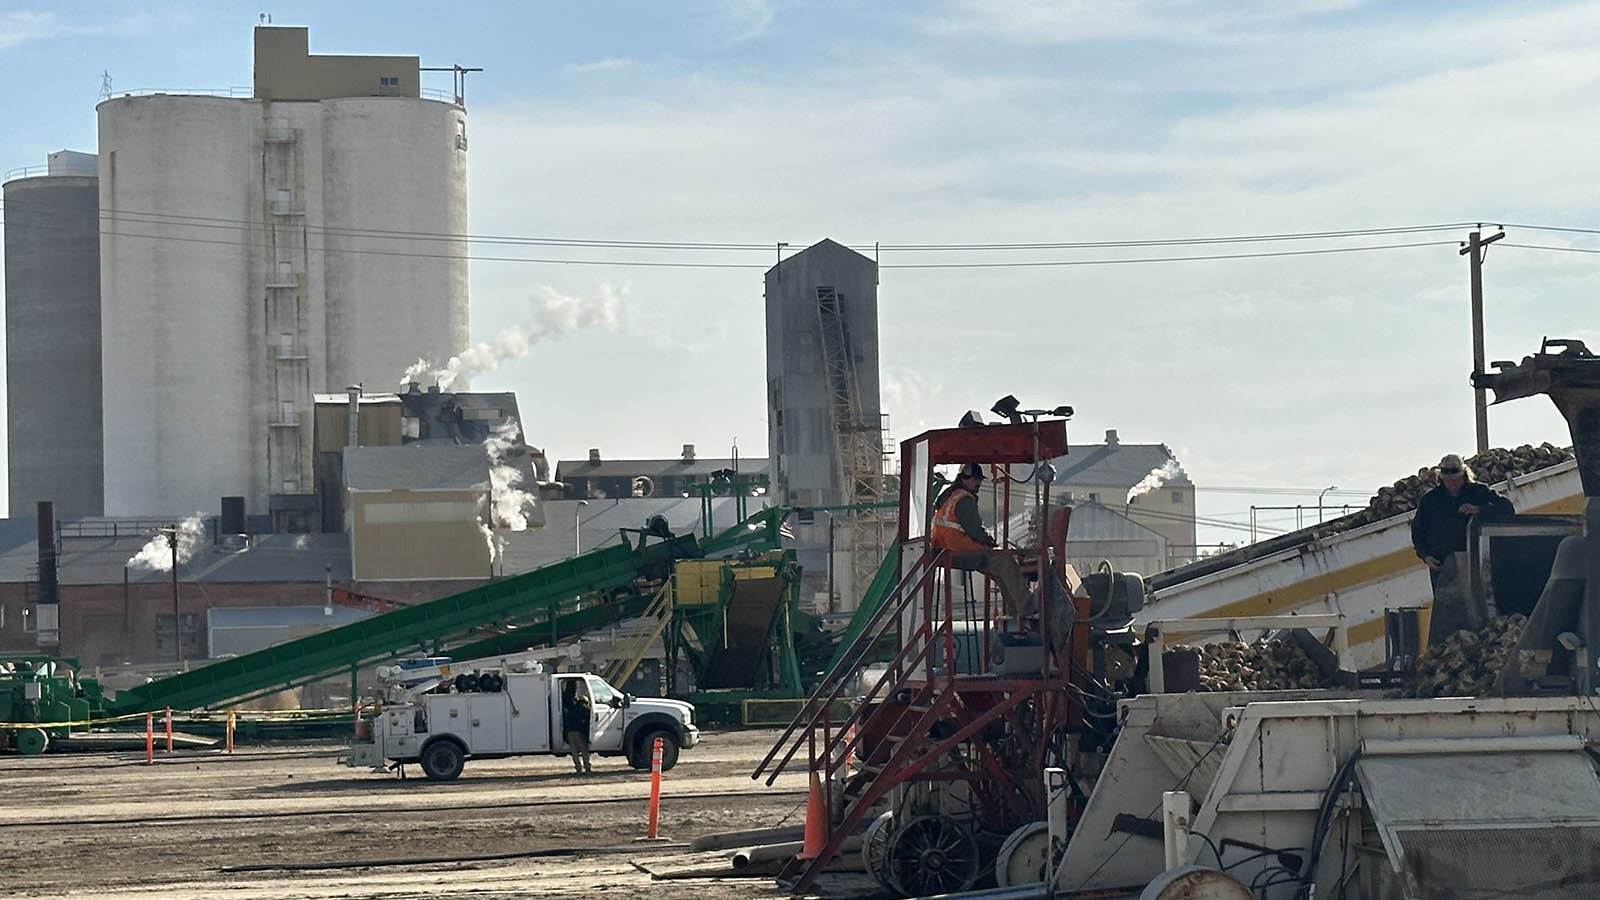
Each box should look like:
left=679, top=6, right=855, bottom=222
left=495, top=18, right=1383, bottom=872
left=3, top=151, right=105, bottom=517
left=764, top=239, right=885, bottom=611
left=97, top=27, right=468, bottom=523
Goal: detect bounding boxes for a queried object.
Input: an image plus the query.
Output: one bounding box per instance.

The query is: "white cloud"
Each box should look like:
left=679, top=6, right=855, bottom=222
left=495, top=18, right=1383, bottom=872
left=0, top=11, right=64, bottom=50
left=719, top=0, right=780, bottom=43
left=564, top=57, right=635, bottom=75
left=924, top=0, right=1364, bottom=46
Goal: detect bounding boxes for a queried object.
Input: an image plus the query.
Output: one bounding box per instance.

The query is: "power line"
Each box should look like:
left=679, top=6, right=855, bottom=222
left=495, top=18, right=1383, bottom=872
left=3, top=219, right=1470, bottom=271
left=880, top=240, right=1457, bottom=268
left=1501, top=242, right=1600, bottom=255
left=0, top=204, right=1479, bottom=252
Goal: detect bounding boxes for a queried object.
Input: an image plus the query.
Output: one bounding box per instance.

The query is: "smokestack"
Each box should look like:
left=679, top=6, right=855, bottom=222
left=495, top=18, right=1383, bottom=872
left=36, top=501, right=57, bottom=606
left=682, top=443, right=695, bottom=463
left=589, top=448, right=602, bottom=466
left=220, top=496, right=246, bottom=536
left=1105, top=429, right=1119, bottom=446
left=346, top=385, right=362, bottom=448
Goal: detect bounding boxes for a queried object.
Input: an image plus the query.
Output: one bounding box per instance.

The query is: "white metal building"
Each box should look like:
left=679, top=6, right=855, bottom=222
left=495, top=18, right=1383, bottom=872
left=97, top=27, right=468, bottom=520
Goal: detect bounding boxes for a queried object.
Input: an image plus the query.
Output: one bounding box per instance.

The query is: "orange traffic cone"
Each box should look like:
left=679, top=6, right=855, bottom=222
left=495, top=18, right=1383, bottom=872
left=798, top=770, right=827, bottom=860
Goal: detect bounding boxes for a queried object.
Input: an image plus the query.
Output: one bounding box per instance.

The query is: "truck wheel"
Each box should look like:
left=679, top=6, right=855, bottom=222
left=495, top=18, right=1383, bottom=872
left=631, top=729, right=680, bottom=772
left=419, top=740, right=465, bottom=781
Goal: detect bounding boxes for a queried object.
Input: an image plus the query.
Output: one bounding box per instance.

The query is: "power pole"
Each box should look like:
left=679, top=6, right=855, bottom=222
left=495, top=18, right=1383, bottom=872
left=1461, top=228, right=1505, bottom=455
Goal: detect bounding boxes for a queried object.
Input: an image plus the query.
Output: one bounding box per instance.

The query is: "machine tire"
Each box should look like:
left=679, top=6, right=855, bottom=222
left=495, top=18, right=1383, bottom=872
left=419, top=739, right=466, bottom=781
left=884, top=814, right=980, bottom=896
left=13, top=727, right=49, bottom=755
left=629, top=728, right=680, bottom=772
left=994, top=821, right=1054, bottom=887
left=861, top=811, right=899, bottom=892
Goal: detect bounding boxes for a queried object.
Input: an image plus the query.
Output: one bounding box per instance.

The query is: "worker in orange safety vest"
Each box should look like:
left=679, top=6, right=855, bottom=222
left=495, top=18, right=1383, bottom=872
left=931, top=463, right=1032, bottom=619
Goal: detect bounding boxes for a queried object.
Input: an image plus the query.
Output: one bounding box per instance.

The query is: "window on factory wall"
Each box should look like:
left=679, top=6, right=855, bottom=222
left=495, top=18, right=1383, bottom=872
left=1172, top=490, right=1184, bottom=504
left=1088, top=492, right=1101, bottom=503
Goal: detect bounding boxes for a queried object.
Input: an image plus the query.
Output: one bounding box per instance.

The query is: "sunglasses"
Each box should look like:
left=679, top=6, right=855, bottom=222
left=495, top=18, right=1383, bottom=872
left=1440, top=468, right=1464, bottom=476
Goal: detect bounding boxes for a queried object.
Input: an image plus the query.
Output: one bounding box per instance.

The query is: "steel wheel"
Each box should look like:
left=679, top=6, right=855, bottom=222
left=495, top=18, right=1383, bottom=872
left=860, top=811, right=898, bottom=892
left=995, top=820, right=1054, bottom=887
left=884, top=814, right=979, bottom=896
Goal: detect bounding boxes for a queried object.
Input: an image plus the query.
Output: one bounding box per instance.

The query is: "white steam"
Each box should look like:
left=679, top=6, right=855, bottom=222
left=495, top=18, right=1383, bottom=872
left=1126, top=460, right=1182, bottom=505
left=403, top=284, right=623, bottom=390
left=482, top=419, right=540, bottom=531
left=127, top=514, right=206, bottom=571
left=477, top=419, right=539, bottom=570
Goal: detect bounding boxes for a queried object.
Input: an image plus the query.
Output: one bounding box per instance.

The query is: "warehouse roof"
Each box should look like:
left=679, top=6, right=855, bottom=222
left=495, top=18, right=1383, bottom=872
left=344, top=444, right=493, bottom=491
left=1051, top=441, right=1190, bottom=490
left=0, top=525, right=353, bottom=585
left=555, top=456, right=771, bottom=482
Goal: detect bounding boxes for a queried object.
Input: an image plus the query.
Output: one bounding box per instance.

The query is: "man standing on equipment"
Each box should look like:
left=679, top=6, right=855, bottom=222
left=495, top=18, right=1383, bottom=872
left=1411, top=453, right=1515, bottom=586
left=931, top=463, right=1032, bottom=619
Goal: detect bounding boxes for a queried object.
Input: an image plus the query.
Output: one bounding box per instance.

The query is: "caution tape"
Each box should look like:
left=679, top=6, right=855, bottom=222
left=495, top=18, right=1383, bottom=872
left=0, top=711, right=154, bottom=729
left=0, top=707, right=358, bottom=730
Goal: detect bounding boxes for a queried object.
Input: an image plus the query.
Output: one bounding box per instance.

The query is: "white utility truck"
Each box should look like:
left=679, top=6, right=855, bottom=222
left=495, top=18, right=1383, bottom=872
left=343, top=649, right=698, bottom=781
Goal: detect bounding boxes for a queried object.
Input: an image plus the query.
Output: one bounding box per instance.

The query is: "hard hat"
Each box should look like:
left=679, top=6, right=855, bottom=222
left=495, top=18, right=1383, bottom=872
left=957, top=463, right=985, bottom=480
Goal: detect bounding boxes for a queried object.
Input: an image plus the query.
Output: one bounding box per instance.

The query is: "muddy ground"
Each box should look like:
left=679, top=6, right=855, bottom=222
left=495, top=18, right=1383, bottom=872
left=0, top=728, right=881, bottom=899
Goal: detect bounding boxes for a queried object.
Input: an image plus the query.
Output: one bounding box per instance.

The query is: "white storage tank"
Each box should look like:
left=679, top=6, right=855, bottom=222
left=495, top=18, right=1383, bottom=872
left=321, top=96, right=469, bottom=393
left=98, top=95, right=260, bottom=516
left=95, top=29, right=469, bottom=519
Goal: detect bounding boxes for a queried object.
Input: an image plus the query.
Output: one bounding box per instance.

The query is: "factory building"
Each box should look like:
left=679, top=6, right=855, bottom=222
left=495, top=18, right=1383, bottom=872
left=555, top=444, right=770, bottom=501
left=987, top=428, right=1197, bottom=571
left=764, top=239, right=889, bottom=614
left=2, top=151, right=104, bottom=518
left=95, top=26, right=468, bottom=520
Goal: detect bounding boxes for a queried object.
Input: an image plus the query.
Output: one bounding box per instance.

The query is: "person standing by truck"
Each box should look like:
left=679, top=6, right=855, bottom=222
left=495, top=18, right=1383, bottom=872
left=561, top=678, right=593, bottom=775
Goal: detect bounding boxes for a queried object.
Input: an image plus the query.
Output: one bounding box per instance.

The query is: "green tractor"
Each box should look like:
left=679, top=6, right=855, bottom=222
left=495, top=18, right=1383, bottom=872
left=1, top=657, right=108, bottom=754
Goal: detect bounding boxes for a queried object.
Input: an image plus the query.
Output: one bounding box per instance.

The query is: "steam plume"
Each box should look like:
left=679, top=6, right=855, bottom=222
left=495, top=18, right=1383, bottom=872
left=403, top=284, right=622, bottom=390
left=128, top=514, right=205, bottom=571
left=1126, top=460, right=1182, bottom=505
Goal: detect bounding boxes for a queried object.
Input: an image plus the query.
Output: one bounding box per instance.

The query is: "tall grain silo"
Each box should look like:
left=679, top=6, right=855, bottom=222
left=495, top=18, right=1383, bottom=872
left=764, top=239, right=885, bottom=611
left=3, top=151, right=104, bottom=517
left=97, top=27, right=468, bottom=522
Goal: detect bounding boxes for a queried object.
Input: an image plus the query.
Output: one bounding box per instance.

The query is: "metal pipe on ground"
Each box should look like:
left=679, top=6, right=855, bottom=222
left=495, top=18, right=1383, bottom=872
left=730, top=834, right=862, bottom=870
left=689, top=825, right=805, bottom=852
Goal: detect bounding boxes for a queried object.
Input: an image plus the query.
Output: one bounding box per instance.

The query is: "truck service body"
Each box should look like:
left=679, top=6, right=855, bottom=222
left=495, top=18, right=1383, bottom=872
left=345, top=658, right=697, bottom=781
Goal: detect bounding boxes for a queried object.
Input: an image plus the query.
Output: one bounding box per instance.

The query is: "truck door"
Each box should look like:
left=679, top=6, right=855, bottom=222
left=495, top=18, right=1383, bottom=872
left=584, top=675, right=627, bottom=751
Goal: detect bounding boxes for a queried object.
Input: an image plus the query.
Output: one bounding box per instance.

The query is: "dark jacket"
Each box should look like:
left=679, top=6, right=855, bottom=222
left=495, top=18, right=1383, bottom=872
left=561, top=688, right=591, bottom=735
left=1410, top=481, right=1513, bottom=559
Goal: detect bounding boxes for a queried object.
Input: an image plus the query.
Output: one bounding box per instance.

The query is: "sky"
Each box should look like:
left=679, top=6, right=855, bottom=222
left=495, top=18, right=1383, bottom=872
left=2, top=1, right=1598, bottom=549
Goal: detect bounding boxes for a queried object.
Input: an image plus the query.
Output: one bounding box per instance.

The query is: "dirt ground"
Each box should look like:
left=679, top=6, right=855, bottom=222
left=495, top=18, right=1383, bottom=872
left=0, top=728, right=883, bottom=900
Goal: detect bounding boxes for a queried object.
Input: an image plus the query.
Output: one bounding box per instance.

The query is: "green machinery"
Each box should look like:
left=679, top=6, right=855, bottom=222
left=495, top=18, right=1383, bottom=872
left=666, top=552, right=807, bottom=723
left=0, top=657, right=109, bottom=754
left=104, top=507, right=788, bottom=719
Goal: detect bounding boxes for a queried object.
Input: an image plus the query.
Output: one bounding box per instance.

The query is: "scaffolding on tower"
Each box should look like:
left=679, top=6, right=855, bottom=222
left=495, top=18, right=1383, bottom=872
left=815, top=285, right=891, bottom=609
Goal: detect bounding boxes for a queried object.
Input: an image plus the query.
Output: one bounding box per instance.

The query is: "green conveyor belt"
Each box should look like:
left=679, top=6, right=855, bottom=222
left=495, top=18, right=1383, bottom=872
left=107, top=533, right=701, bottom=715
